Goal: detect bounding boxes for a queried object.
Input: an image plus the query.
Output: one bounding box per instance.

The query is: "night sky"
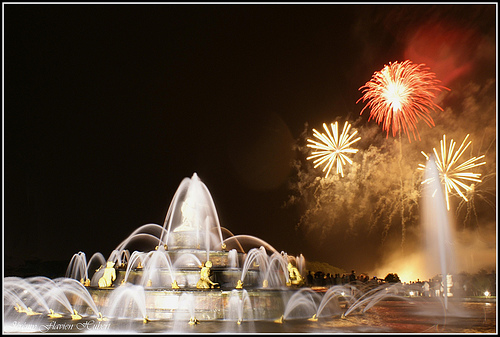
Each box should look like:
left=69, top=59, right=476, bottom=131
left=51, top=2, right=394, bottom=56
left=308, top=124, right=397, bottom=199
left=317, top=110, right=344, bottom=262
left=4, top=3, right=497, bottom=281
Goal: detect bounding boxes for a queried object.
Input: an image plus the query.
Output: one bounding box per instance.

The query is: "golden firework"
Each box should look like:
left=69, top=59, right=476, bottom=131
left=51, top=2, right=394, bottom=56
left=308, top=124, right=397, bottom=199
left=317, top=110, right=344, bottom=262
left=418, top=134, right=486, bottom=210
left=307, top=121, right=361, bottom=178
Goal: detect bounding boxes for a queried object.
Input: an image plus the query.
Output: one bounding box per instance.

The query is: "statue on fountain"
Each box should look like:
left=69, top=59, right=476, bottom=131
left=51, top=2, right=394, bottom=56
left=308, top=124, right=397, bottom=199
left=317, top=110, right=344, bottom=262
left=98, top=261, right=117, bottom=288
left=196, top=260, right=219, bottom=289
left=286, top=262, right=304, bottom=286
left=175, top=196, right=200, bottom=232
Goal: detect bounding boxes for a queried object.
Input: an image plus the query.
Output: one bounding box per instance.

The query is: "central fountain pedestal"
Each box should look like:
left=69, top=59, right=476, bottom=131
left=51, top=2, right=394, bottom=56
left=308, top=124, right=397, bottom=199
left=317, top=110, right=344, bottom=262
left=89, top=288, right=290, bottom=320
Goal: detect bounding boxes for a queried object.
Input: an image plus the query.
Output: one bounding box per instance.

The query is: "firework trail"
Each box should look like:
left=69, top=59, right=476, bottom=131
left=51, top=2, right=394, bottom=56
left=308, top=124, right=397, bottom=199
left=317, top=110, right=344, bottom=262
left=418, top=134, right=486, bottom=211
left=306, top=121, right=361, bottom=178
left=456, top=172, right=496, bottom=229
left=357, top=60, right=448, bottom=142
left=288, top=138, right=421, bottom=245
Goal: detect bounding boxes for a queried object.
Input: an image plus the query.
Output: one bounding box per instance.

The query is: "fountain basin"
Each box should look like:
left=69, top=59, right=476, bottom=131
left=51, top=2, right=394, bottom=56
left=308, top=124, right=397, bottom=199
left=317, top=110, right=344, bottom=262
left=88, top=288, right=291, bottom=321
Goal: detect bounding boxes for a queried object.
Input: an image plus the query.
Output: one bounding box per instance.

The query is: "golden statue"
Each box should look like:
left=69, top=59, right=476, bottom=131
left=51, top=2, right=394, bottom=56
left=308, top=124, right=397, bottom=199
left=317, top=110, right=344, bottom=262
left=71, top=309, right=82, bottom=320
left=171, top=280, right=180, bottom=289
left=80, top=278, right=90, bottom=286
left=235, top=279, right=243, bottom=289
left=196, top=261, right=218, bottom=289
left=308, top=314, right=318, bottom=321
left=98, top=261, right=116, bottom=288
left=25, top=307, right=42, bottom=316
left=48, top=309, right=63, bottom=319
left=14, top=304, right=26, bottom=313
left=286, top=262, right=304, bottom=286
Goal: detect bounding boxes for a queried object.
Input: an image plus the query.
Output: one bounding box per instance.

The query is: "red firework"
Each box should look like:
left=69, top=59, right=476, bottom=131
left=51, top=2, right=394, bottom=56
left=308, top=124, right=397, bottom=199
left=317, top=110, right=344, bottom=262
left=357, top=60, right=447, bottom=142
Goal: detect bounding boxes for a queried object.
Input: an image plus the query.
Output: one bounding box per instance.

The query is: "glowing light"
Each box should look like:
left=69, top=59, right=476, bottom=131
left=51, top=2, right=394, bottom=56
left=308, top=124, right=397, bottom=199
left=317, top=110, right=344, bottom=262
left=484, top=291, right=490, bottom=297
left=306, top=121, right=361, bottom=178
left=357, top=60, right=447, bottom=142
left=418, top=134, right=486, bottom=211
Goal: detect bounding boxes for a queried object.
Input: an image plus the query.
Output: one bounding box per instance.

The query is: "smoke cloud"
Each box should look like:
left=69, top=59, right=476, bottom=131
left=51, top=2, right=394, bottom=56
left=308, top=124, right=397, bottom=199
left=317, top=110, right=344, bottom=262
left=285, top=20, right=496, bottom=280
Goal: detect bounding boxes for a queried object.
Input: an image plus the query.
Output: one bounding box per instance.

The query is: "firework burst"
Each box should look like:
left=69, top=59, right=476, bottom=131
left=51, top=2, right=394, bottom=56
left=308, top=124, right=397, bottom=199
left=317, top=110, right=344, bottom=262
left=306, top=121, right=361, bottom=178
left=418, top=134, right=486, bottom=211
left=357, top=60, right=447, bottom=142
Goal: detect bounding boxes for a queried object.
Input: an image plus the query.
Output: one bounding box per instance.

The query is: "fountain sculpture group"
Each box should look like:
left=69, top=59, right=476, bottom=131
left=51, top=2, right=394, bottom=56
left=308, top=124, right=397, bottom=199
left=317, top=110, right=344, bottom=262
left=5, top=173, right=320, bottom=327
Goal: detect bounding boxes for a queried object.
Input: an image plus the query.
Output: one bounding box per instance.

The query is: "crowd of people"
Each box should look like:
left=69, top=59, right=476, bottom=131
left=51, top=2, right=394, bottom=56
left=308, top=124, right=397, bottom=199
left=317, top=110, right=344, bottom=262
left=305, top=269, right=375, bottom=287
left=303, top=268, right=496, bottom=298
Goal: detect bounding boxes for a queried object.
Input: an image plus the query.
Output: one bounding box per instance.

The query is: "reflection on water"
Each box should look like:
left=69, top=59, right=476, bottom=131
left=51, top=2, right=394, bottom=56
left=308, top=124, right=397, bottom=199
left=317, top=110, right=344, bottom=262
left=4, top=299, right=496, bottom=334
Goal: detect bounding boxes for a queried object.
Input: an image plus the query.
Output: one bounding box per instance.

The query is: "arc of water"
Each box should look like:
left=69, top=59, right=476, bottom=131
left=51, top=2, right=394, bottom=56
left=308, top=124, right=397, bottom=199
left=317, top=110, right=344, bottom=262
left=296, top=254, right=306, bottom=276
left=361, top=284, right=410, bottom=313
left=28, top=277, right=74, bottom=315
left=160, top=174, right=226, bottom=251
left=140, top=249, right=176, bottom=287
left=204, top=216, right=211, bottom=261
left=107, top=249, right=128, bottom=267
left=172, top=253, right=202, bottom=269
left=123, top=251, right=147, bottom=283
left=264, top=252, right=289, bottom=288
left=103, top=283, right=147, bottom=320
left=228, top=289, right=252, bottom=323
left=160, top=177, right=191, bottom=246
left=200, top=181, right=225, bottom=249
left=54, top=278, right=100, bottom=317
left=343, top=283, right=404, bottom=317
left=222, top=236, right=247, bottom=254
left=114, top=223, right=168, bottom=254
left=86, top=252, right=107, bottom=280
left=227, top=235, right=279, bottom=255
left=176, top=293, right=196, bottom=322
left=283, top=288, right=321, bottom=320
left=66, top=252, right=88, bottom=280
left=228, top=249, right=239, bottom=269
left=240, top=247, right=269, bottom=284
left=315, top=285, right=354, bottom=318
left=219, top=227, right=245, bottom=251
left=111, top=224, right=167, bottom=257
left=4, top=288, right=30, bottom=313
left=4, top=277, right=51, bottom=314
left=240, top=290, right=253, bottom=322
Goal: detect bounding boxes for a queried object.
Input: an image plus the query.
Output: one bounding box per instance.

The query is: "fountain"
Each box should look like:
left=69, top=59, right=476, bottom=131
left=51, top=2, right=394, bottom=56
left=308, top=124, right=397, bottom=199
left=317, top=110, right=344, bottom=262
left=5, top=173, right=300, bottom=325
left=421, top=156, right=457, bottom=310
left=4, top=172, right=495, bottom=333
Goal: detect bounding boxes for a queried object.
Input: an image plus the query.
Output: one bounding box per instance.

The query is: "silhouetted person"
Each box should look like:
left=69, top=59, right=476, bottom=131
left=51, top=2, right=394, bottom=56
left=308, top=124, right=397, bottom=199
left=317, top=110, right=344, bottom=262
left=335, top=273, right=341, bottom=285
left=349, top=270, right=356, bottom=283
left=306, top=271, right=313, bottom=286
